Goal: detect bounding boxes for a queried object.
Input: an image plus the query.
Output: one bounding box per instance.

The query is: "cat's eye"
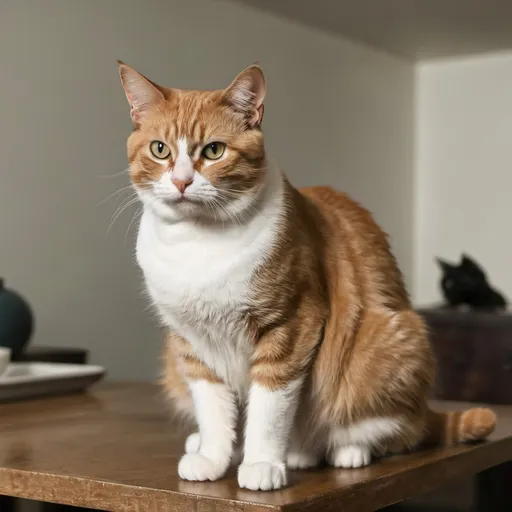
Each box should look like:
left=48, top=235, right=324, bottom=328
left=150, top=141, right=171, bottom=159
left=202, top=142, right=226, bottom=160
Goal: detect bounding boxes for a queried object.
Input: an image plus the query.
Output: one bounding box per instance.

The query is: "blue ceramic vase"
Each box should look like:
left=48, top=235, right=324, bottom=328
left=0, top=279, right=33, bottom=357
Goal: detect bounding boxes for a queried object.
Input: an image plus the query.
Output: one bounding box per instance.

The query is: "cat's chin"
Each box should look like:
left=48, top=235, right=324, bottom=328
left=142, top=194, right=220, bottom=224
left=139, top=188, right=259, bottom=225
left=157, top=199, right=202, bottom=218
left=163, top=195, right=206, bottom=207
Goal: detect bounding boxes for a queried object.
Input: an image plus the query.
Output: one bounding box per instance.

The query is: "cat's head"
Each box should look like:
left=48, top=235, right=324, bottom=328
left=118, top=62, right=267, bottom=222
left=436, top=254, right=487, bottom=304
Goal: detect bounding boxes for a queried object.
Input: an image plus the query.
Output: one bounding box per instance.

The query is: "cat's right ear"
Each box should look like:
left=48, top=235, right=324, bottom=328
left=460, top=253, right=486, bottom=279
left=118, top=61, right=164, bottom=124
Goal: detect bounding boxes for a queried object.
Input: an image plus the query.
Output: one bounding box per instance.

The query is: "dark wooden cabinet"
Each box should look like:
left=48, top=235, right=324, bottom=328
left=389, top=308, right=512, bottom=511
left=417, top=308, right=512, bottom=404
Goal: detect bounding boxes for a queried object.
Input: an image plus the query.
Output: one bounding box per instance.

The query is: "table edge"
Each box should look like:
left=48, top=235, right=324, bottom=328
left=282, top=437, right=512, bottom=512
left=1, top=438, right=511, bottom=512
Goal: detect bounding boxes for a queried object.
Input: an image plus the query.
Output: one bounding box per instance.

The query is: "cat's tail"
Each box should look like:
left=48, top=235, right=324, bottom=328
left=424, top=407, right=497, bottom=445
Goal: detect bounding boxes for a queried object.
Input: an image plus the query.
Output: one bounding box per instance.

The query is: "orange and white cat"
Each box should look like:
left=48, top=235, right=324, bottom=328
left=118, top=62, right=496, bottom=491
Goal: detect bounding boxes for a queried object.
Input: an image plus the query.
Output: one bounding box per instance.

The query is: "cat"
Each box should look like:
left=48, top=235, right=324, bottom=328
left=118, top=62, right=497, bottom=491
left=437, top=254, right=507, bottom=310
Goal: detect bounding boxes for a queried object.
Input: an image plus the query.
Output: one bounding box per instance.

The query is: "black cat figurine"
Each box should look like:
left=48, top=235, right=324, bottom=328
left=436, top=254, right=507, bottom=310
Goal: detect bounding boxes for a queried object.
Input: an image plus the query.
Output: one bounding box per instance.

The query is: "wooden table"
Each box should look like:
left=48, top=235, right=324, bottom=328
left=0, top=383, right=510, bottom=512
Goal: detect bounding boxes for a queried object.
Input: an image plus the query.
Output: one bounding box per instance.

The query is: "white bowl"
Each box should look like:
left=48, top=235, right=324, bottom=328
left=0, top=348, right=12, bottom=376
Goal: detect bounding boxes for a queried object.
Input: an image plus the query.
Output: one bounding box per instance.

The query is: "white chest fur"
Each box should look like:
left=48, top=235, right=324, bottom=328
left=136, top=173, right=284, bottom=395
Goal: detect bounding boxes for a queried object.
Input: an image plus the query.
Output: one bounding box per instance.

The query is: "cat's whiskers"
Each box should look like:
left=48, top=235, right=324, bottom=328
left=106, top=193, right=141, bottom=235
left=125, top=206, right=144, bottom=244
left=209, top=196, right=241, bottom=226
left=97, top=184, right=135, bottom=208
left=204, top=198, right=224, bottom=229
left=217, top=188, right=267, bottom=221
left=98, top=167, right=130, bottom=179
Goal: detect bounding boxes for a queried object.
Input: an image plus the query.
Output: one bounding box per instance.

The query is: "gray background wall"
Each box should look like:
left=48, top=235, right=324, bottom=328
left=415, top=52, right=512, bottom=305
left=0, top=0, right=415, bottom=379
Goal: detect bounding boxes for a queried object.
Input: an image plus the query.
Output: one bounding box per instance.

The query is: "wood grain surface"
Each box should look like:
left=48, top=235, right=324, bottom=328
left=0, top=383, right=510, bottom=512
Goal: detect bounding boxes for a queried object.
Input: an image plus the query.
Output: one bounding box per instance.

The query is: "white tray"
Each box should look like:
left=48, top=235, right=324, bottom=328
left=0, top=362, right=106, bottom=402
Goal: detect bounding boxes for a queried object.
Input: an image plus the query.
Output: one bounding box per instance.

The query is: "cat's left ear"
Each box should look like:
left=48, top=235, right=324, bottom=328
left=223, top=65, right=266, bottom=127
left=436, top=257, right=454, bottom=273
left=118, top=61, right=164, bottom=124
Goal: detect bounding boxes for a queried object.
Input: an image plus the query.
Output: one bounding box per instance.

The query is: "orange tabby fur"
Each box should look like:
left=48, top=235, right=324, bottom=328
left=162, top=181, right=496, bottom=450
left=120, top=62, right=496, bottom=488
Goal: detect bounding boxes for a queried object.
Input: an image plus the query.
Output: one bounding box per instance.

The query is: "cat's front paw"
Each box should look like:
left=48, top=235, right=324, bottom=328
left=238, top=462, right=287, bottom=491
left=178, top=453, right=228, bottom=482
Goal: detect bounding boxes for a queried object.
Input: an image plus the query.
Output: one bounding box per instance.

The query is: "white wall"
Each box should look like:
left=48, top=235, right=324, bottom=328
left=0, top=0, right=415, bottom=379
left=415, top=52, right=512, bottom=305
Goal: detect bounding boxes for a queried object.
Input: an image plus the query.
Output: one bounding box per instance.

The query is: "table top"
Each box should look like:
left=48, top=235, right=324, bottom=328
left=0, top=383, right=511, bottom=512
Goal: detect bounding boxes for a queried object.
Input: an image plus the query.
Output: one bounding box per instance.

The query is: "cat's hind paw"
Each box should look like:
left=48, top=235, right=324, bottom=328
left=178, top=453, right=228, bottom=482
left=328, top=445, right=371, bottom=469
left=238, top=461, right=287, bottom=491
left=287, top=451, right=321, bottom=470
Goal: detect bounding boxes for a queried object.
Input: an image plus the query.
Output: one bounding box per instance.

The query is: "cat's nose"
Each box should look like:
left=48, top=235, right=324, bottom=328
left=171, top=176, right=193, bottom=194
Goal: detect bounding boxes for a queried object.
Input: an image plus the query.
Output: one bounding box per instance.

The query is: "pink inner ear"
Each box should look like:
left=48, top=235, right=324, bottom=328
left=130, top=106, right=141, bottom=123
left=256, top=104, right=264, bottom=125
left=249, top=104, right=264, bottom=127
left=119, top=64, right=165, bottom=124
left=223, top=65, right=266, bottom=126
